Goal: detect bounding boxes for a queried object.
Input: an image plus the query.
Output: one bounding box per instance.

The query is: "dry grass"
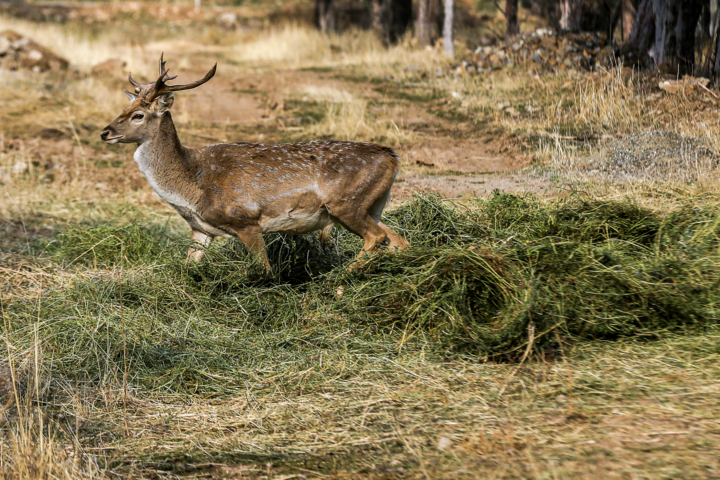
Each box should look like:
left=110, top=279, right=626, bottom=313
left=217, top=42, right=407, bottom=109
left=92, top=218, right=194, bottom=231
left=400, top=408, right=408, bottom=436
left=430, top=62, right=720, bottom=203
left=1, top=5, right=720, bottom=479
left=309, top=95, right=414, bottom=146
left=0, top=326, right=102, bottom=479
left=233, top=23, right=444, bottom=76
left=2, top=324, right=718, bottom=478
left=0, top=17, right=144, bottom=71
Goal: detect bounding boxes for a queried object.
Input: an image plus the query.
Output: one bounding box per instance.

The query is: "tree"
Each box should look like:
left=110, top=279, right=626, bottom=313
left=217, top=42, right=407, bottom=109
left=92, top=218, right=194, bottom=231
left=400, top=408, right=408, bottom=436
left=444, top=0, right=454, bottom=57
left=665, top=0, right=703, bottom=74
left=315, top=0, right=338, bottom=33
left=372, top=0, right=413, bottom=44
left=559, top=0, right=583, bottom=32
left=416, top=0, right=443, bottom=47
left=626, top=0, right=654, bottom=54
left=625, top=0, right=704, bottom=75
left=391, top=0, right=413, bottom=42
left=417, top=0, right=431, bottom=46
left=506, top=0, right=519, bottom=37
left=621, top=0, right=637, bottom=40
left=558, top=0, right=614, bottom=34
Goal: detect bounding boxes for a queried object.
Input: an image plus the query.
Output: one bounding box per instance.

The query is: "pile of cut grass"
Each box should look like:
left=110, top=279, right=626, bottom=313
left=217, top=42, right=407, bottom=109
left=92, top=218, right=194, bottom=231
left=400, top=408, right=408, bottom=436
left=2, top=194, right=719, bottom=396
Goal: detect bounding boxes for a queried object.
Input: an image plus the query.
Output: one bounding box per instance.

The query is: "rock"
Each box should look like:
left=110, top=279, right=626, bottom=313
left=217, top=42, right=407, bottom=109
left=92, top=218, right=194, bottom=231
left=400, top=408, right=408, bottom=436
left=659, top=77, right=709, bottom=95
left=12, top=161, right=28, bottom=175
left=464, top=30, right=610, bottom=75
left=0, top=30, right=69, bottom=73
left=437, top=437, right=453, bottom=451
left=0, top=35, right=9, bottom=55
left=218, top=12, right=238, bottom=30
left=659, top=80, right=681, bottom=95
left=10, top=36, right=29, bottom=49
left=28, top=49, right=42, bottom=61
left=90, top=58, right=127, bottom=78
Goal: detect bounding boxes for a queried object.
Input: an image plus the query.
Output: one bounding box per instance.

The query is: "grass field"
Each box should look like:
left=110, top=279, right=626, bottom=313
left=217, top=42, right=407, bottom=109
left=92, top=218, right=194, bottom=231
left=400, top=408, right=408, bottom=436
left=1, top=2, right=720, bottom=478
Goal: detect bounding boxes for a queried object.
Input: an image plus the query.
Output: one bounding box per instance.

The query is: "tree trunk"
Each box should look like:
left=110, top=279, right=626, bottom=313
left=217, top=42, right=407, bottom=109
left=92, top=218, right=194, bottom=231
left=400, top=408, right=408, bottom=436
left=560, top=0, right=583, bottom=32
left=371, top=0, right=388, bottom=41
left=315, top=0, right=337, bottom=33
left=506, top=0, right=519, bottom=37
left=390, top=0, right=413, bottom=43
left=699, top=0, right=711, bottom=39
left=621, top=0, right=637, bottom=40
left=416, top=0, right=442, bottom=46
left=674, top=0, right=703, bottom=74
left=652, top=0, right=703, bottom=74
left=714, top=6, right=720, bottom=80
left=372, top=0, right=412, bottom=44
left=537, top=0, right=561, bottom=33
left=627, top=0, right=654, bottom=53
left=417, top=0, right=431, bottom=46
left=443, top=0, right=454, bottom=57
left=650, top=0, right=666, bottom=64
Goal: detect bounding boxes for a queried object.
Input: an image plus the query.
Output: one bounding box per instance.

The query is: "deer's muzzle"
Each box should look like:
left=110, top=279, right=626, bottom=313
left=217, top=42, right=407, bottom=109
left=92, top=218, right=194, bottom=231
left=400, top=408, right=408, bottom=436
left=100, top=128, right=123, bottom=143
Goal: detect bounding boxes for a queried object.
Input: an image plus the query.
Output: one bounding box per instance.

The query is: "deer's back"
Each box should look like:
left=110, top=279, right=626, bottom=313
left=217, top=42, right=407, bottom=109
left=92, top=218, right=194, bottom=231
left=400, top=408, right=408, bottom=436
left=192, top=140, right=399, bottom=232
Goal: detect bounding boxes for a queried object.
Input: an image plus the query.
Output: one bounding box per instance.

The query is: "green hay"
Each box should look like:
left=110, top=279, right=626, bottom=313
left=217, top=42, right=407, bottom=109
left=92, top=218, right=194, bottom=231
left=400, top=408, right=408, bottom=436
left=50, top=222, right=177, bottom=267
left=2, top=193, right=719, bottom=396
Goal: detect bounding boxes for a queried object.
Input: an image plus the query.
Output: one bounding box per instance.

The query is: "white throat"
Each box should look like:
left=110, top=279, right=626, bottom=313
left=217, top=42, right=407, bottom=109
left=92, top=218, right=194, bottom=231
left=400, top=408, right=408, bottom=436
left=133, top=143, right=194, bottom=210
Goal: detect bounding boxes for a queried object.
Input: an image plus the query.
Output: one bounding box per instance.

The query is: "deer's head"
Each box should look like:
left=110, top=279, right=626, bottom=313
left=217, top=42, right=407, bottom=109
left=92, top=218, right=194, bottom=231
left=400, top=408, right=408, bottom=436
left=101, top=54, right=216, bottom=144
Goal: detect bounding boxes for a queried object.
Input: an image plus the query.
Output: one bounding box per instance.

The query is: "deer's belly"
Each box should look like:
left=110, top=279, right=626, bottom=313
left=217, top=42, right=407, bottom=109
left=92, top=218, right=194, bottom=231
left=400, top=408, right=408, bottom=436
left=260, top=209, right=332, bottom=234
left=193, top=213, right=234, bottom=238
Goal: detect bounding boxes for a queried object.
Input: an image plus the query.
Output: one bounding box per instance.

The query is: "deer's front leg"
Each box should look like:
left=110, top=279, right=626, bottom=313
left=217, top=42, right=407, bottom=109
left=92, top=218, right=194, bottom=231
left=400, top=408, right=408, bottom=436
left=186, top=230, right=214, bottom=263
left=227, top=224, right=270, bottom=271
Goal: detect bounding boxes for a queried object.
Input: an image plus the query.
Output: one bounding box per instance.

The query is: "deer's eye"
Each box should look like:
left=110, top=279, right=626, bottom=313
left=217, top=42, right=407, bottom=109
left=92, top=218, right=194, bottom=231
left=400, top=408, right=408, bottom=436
left=132, top=113, right=144, bottom=121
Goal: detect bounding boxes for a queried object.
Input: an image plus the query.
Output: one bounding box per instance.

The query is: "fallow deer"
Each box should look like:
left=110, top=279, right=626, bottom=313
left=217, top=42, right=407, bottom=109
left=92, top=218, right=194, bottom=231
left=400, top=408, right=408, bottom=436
left=101, top=54, right=408, bottom=269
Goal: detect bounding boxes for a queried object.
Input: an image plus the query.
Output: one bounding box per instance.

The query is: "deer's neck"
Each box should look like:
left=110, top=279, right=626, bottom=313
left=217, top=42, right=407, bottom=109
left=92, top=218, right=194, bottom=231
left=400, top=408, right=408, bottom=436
left=134, top=113, right=201, bottom=210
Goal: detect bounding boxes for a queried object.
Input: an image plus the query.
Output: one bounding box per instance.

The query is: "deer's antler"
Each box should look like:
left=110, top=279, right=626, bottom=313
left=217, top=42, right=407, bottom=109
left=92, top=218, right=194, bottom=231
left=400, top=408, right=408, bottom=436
left=158, top=52, right=178, bottom=82
left=150, top=63, right=216, bottom=96
left=127, top=53, right=216, bottom=101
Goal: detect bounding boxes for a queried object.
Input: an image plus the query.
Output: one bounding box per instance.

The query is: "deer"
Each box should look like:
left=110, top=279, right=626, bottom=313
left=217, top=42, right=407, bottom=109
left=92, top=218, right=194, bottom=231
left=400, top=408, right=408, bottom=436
left=101, top=54, right=408, bottom=269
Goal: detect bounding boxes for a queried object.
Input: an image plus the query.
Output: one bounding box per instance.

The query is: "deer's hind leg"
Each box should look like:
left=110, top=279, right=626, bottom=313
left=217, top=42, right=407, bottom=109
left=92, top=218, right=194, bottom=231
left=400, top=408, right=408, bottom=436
left=369, top=188, right=408, bottom=251
left=355, top=220, right=388, bottom=259
left=332, top=214, right=388, bottom=260
left=226, top=224, right=270, bottom=271
left=378, top=222, right=409, bottom=250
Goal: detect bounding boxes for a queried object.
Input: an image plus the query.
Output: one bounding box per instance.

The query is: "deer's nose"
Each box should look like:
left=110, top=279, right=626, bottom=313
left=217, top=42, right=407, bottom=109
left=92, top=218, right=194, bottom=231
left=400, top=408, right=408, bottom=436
left=100, top=129, right=110, bottom=140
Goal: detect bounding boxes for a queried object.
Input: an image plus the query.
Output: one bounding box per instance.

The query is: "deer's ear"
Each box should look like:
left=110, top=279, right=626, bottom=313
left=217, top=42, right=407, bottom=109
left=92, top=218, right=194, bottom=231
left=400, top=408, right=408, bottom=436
left=155, top=92, right=174, bottom=114
left=123, top=89, right=137, bottom=102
